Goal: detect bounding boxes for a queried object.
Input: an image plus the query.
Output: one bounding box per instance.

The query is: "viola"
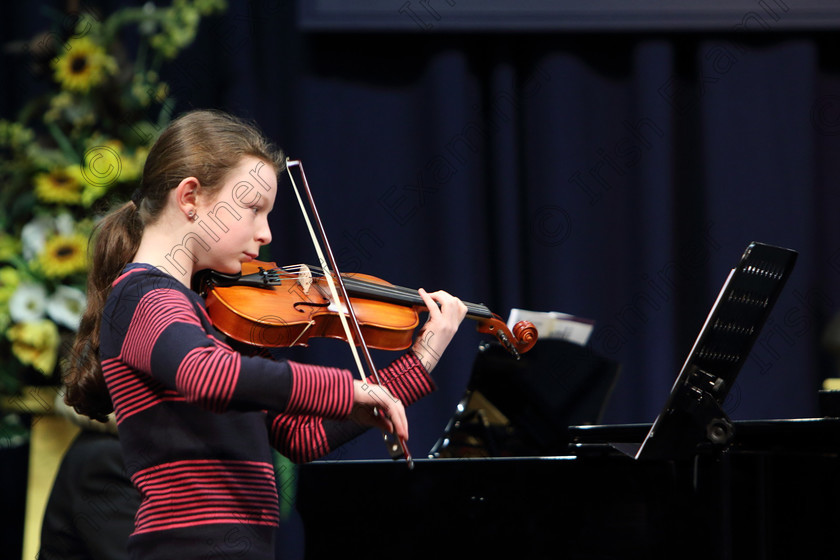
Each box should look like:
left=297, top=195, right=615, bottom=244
left=195, top=260, right=538, bottom=358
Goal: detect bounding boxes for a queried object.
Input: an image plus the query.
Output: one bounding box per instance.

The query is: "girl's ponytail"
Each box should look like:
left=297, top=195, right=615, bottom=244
left=64, top=201, right=144, bottom=420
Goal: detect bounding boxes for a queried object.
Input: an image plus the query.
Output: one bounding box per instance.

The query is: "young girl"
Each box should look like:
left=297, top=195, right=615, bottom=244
left=64, top=109, right=467, bottom=560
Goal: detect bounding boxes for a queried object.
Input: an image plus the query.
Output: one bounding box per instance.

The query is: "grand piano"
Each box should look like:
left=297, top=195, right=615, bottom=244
left=296, top=243, right=840, bottom=559
left=296, top=418, right=840, bottom=559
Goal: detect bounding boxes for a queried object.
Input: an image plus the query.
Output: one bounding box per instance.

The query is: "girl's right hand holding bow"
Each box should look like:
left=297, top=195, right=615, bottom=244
left=349, top=380, right=409, bottom=442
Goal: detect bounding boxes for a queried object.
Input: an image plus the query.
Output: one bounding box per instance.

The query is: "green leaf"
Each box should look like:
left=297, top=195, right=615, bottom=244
left=45, top=123, right=80, bottom=165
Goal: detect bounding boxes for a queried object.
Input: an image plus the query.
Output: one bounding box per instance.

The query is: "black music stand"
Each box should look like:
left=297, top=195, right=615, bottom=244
left=429, top=338, right=620, bottom=458
left=612, top=241, right=798, bottom=460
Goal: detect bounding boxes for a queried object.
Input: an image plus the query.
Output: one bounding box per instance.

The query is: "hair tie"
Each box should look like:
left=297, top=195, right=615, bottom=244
left=130, top=189, right=144, bottom=206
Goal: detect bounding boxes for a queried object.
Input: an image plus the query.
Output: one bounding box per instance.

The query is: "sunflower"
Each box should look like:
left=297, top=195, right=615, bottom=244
left=51, top=36, right=117, bottom=93
left=34, top=167, right=84, bottom=205
left=37, top=233, right=88, bottom=279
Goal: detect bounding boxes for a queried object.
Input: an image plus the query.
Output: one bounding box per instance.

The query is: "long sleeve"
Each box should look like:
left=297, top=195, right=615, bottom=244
left=104, top=270, right=353, bottom=422
left=266, top=351, right=435, bottom=463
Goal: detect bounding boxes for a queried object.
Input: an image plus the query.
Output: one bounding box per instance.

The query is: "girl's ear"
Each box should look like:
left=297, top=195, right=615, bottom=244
left=173, top=176, right=201, bottom=219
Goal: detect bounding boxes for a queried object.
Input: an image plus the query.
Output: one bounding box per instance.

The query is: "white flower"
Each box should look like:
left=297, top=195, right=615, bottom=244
left=20, top=215, right=54, bottom=260
left=46, top=285, right=87, bottom=330
left=54, top=211, right=76, bottom=236
left=9, top=282, right=47, bottom=322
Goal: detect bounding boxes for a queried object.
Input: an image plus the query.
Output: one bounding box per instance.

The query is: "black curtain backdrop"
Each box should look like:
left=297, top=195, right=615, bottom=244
left=4, top=2, right=840, bottom=460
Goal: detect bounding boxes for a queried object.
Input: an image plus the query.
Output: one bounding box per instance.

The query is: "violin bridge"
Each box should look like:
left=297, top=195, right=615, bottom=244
left=297, top=264, right=312, bottom=295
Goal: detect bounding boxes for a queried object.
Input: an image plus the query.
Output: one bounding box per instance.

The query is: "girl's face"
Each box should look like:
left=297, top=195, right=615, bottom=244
left=194, top=155, right=277, bottom=274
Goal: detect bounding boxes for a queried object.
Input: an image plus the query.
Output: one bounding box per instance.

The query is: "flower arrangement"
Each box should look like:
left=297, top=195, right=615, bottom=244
left=0, top=0, right=226, bottom=438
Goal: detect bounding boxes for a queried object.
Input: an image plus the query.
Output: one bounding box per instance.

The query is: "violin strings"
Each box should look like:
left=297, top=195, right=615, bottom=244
left=295, top=265, right=426, bottom=303
left=268, top=264, right=490, bottom=318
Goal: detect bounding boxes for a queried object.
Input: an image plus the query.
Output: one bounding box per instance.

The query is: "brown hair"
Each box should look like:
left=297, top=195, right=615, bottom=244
left=64, top=109, right=285, bottom=421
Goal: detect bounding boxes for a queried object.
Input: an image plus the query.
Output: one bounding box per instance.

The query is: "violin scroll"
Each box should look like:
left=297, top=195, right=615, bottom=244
left=475, top=315, right=538, bottom=359
left=511, top=320, right=539, bottom=353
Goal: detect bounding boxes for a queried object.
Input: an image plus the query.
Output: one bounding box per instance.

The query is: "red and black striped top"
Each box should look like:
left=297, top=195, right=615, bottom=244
left=100, top=264, right=435, bottom=559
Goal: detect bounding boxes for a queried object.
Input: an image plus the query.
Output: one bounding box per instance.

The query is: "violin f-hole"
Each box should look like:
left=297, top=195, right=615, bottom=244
left=293, top=301, right=329, bottom=313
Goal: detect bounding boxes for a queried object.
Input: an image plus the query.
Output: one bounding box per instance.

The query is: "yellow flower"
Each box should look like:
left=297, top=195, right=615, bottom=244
left=123, top=145, right=149, bottom=183
left=0, top=267, right=21, bottom=305
left=51, top=37, right=117, bottom=93
left=37, top=233, right=88, bottom=279
left=76, top=140, right=129, bottom=206
left=44, top=91, right=75, bottom=123
left=0, top=267, right=21, bottom=332
left=0, top=233, right=21, bottom=261
left=7, top=319, right=60, bottom=376
left=34, top=167, right=84, bottom=205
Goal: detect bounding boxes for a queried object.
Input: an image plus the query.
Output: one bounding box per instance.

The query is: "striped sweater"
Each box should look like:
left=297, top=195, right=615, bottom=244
left=100, top=263, right=434, bottom=559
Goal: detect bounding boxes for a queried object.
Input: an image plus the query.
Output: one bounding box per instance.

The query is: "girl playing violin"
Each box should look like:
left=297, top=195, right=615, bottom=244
left=64, top=109, right=467, bottom=560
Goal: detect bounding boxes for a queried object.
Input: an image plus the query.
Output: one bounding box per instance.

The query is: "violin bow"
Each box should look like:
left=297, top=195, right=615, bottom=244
left=285, top=159, right=413, bottom=469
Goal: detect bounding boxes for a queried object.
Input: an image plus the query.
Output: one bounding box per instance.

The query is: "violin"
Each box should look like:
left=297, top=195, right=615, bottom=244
left=194, top=260, right=538, bottom=358
left=201, top=158, right=536, bottom=468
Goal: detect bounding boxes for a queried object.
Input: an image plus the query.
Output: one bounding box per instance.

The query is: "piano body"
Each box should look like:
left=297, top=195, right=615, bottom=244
left=297, top=418, right=840, bottom=559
